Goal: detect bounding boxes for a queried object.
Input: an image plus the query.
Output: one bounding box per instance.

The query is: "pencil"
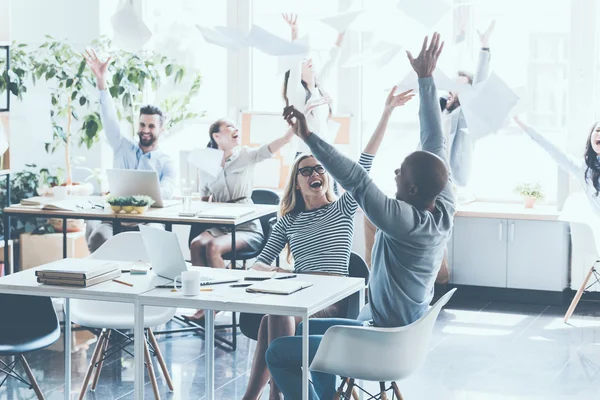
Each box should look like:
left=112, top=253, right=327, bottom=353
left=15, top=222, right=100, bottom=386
left=113, top=279, right=133, bottom=287
left=200, top=288, right=213, bottom=292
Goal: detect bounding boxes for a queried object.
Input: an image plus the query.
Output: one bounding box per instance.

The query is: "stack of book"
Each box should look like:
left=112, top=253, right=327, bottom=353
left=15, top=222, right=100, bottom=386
left=35, top=259, right=121, bottom=287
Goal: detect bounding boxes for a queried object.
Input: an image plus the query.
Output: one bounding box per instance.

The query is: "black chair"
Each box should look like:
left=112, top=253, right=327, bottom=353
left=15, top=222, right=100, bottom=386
left=0, top=294, right=61, bottom=399
left=239, top=251, right=371, bottom=341
left=223, top=189, right=280, bottom=269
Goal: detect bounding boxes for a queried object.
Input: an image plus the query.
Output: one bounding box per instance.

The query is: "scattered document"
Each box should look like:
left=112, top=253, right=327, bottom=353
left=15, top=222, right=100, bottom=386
left=320, top=10, right=364, bottom=32
left=187, top=148, right=224, bottom=178
left=460, top=73, right=520, bottom=140
left=397, top=0, right=452, bottom=28
left=196, top=25, right=248, bottom=51
left=247, top=25, right=309, bottom=56
left=397, top=69, right=472, bottom=93
left=111, top=1, right=152, bottom=51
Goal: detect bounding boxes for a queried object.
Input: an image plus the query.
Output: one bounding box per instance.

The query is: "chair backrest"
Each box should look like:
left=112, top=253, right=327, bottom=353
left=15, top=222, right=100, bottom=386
left=90, top=231, right=150, bottom=262
left=311, top=288, right=456, bottom=382
left=348, top=252, right=369, bottom=285
left=0, top=294, right=60, bottom=347
left=251, top=189, right=281, bottom=240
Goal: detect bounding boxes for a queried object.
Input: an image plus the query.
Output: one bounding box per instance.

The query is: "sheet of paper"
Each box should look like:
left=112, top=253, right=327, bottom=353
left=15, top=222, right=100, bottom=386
left=249, top=114, right=290, bottom=145
left=397, top=69, right=471, bottom=93
left=376, top=44, right=403, bottom=67
left=111, top=1, right=152, bottom=52
left=196, top=25, right=247, bottom=51
left=0, top=117, right=8, bottom=156
left=187, top=148, right=224, bottom=178
left=253, top=158, right=281, bottom=189
left=397, top=0, right=452, bottom=28
left=247, top=25, right=308, bottom=56
left=460, top=73, right=520, bottom=140
left=320, top=10, right=364, bottom=32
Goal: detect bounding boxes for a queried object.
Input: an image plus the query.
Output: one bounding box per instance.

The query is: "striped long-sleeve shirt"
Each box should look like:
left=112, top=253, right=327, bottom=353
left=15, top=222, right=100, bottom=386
left=256, top=153, right=374, bottom=275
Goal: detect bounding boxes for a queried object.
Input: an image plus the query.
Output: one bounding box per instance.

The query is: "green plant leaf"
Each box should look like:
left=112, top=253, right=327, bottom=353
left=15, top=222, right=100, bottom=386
left=175, top=68, right=185, bottom=84
left=79, top=96, right=86, bottom=106
left=165, top=64, right=173, bottom=76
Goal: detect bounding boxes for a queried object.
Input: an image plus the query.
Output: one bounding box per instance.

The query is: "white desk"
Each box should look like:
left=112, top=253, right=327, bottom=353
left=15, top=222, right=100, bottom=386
left=0, top=265, right=365, bottom=400
left=0, top=263, right=170, bottom=400
left=137, top=269, right=365, bottom=400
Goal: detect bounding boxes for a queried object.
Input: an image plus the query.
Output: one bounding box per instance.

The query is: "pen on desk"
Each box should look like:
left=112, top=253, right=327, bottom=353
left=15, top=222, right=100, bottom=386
left=275, top=274, right=297, bottom=280
left=113, top=279, right=133, bottom=287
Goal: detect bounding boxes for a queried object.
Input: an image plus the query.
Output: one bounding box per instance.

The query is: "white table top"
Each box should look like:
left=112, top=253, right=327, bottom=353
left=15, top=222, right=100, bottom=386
left=138, top=268, right=365, bottom=317
left=0, top=262, right=171, bottom=302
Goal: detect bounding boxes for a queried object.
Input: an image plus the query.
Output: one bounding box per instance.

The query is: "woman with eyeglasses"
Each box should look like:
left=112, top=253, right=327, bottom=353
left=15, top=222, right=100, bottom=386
left=240, top=87, right=414, bottom=400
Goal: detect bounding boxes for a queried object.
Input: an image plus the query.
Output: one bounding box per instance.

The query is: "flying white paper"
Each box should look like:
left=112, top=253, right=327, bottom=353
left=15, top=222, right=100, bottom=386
left=247, top=25, right=309, bottom=56
left=0, top=120, right=8, bottom=156
left=397, top=69, right=472, bottom=93
left=196, top=25, right=247, bottom=51
left=111, top=1, right=152, bottom=52
left=187, top=148, right=224, bottom=178
left=320, top=10, right=364, bottom=32
left=460, top=73, right=520, bottom=140
left=397, top=0, right=452, bottom=28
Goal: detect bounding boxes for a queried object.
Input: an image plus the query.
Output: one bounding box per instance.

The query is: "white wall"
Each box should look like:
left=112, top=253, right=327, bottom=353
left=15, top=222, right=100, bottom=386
left=9, top=0, right=108, bottom=188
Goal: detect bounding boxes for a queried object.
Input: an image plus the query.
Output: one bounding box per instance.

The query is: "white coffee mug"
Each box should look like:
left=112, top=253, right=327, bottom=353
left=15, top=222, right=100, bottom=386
left=174, top=270, right=201, bottom=296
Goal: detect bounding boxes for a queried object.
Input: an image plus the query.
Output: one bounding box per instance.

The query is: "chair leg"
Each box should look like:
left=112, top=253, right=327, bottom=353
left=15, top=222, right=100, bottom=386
left=78, top=330, right=107, bottom=400
left=334, top=378, right=348, bottom=400
left=391, top=382, right=405, bottom=400
left=144, top=336, right=161, bottom=400
left=565, top=265, right=596, bottom=323
left=147, top=328, right=174, bottom=391
left=91, top=329, right=112, bottom=391
left=18, top=355, right=45, bottom=400
left=380, top=382, right=389, bottom=400
left=343, top=378, right=355, bottom=399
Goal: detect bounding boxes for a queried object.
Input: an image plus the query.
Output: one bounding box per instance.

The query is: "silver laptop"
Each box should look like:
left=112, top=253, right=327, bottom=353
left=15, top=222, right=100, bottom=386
left=139, top=225, right=240, bottom=286
left=107, top=169, right=178, bottom=208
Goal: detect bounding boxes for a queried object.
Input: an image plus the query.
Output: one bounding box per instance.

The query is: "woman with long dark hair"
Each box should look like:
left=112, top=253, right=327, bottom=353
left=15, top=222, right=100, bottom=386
left=514, top=116, right=600, bottom=215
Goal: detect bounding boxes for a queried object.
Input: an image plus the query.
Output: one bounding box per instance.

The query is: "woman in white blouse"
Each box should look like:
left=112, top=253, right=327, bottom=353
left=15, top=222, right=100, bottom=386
left=185, top=120, right=293, bottom=321
left=282, top=13, right=345, bottom=156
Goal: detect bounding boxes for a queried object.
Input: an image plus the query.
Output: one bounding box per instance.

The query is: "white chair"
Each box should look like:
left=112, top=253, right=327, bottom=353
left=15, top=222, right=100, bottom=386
left=70, top=232, right=175, bottom=400
left=560, top=193, right=600, bottom=323
left=310, top=288, right=457, bottom=399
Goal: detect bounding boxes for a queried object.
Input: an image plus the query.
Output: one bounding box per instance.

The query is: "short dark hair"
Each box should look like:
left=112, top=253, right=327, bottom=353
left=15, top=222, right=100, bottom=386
left=457, top=70, right=474, bottom=86
left=139, top=105, right=165, bottom=127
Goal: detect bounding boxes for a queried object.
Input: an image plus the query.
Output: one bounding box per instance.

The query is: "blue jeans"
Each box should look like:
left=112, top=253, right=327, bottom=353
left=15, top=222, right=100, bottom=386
left=266, top=318, right=364, bottom=400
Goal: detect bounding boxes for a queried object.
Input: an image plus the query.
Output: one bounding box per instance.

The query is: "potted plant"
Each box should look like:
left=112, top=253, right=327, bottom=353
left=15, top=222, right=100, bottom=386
left=515, top=182, right=544, bottom=208
left=131, top=195, right=155, bottom=214
left=106, top=195, right=125, bottom=213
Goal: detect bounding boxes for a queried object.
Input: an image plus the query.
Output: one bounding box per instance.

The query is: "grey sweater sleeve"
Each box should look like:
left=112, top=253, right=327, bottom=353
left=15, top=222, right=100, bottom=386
left=419, top=77, right=456, bottom=212
left=305, top=134, right=417, bottom=237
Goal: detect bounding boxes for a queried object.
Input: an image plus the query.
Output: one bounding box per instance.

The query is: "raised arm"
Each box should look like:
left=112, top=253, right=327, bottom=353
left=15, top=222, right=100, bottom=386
left=318, top=33, right=344, bottom=85
left=83, top=49, right=128, bottom=152
left=363, top=86, right=414, bottom=156
left=473, top=20, right=495, bottom=84
left=267, top=126, right=295, bottom=154
left=407, top=33, right=455, bottom=209
left=513, top=116, right=585, bottom=183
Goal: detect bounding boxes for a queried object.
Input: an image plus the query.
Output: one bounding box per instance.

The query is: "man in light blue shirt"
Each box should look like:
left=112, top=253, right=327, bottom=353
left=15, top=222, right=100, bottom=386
left=83, top=49, right=176, bottom=252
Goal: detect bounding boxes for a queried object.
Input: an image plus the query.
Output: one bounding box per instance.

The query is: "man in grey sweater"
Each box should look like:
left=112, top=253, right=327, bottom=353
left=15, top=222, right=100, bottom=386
left=266, top=33, right=456, bottom=399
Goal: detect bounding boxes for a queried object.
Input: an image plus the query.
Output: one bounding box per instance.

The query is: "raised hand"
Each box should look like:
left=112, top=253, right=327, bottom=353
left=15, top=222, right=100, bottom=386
left=478, top=19, right=496, bottom=48
left=384, top=86, right=414, bottom=114
left=83, top=49, right=111, bottom=79
left=406, top=32, right=444, bottom=78
left=282, top=13, right=299, bottom=41
left=283, top=106, right=310, bottom=140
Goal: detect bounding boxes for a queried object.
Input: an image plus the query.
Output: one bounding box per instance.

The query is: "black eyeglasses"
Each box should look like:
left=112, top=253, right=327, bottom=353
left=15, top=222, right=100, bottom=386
left=297, top=165, right=326, bottom=177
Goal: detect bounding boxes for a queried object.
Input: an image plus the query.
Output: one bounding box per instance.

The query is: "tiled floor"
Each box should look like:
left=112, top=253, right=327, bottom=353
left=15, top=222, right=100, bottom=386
left=2, top=299, right=600, bottom=399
